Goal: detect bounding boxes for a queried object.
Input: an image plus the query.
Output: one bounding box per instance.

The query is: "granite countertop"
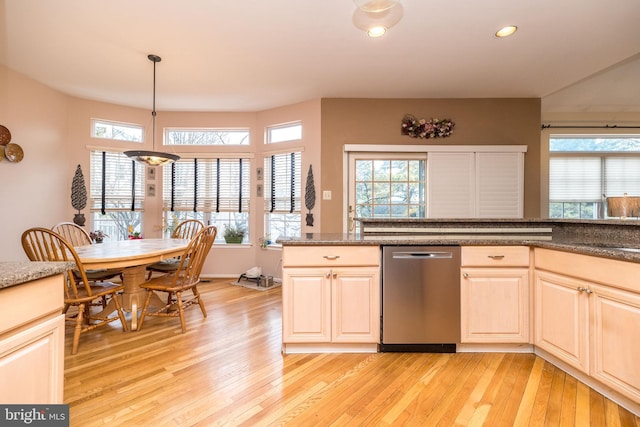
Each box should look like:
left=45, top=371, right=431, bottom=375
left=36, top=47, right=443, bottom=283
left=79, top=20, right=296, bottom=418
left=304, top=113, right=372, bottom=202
left=278, top=233, right=640, bottom=264
left=0, top=261, right=76, bottom=290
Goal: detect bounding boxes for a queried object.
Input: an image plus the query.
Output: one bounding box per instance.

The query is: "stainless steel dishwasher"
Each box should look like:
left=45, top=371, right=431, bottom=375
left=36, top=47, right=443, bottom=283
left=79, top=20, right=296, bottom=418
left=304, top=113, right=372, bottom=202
left=380, top=245, right=461, bottom=352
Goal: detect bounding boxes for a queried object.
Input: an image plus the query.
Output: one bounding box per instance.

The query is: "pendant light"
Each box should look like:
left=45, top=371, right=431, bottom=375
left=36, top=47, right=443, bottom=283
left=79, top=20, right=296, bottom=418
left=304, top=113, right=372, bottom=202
left=125, top=54, right=180, bottom=167
left=353, top=0, right=398, bottom=13
left=352, top=1, right=403, bottom=38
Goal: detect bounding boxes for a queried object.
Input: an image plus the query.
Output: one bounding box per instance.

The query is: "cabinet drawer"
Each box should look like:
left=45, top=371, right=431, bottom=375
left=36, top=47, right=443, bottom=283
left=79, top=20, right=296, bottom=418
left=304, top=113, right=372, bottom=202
left=461, top=246, right=530, bottom=267
left=283, top=246, right=380, bottom=267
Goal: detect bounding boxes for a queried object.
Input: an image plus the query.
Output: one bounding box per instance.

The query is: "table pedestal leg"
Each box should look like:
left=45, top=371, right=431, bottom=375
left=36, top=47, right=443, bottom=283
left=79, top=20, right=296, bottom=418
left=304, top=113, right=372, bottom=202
left=95, top=265, right=166, bottom=331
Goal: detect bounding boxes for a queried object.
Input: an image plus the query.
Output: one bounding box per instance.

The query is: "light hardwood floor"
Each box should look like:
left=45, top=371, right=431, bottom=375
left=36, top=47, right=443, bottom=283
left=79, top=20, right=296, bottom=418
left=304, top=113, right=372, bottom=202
left=64, top=279, right=640, bottom=426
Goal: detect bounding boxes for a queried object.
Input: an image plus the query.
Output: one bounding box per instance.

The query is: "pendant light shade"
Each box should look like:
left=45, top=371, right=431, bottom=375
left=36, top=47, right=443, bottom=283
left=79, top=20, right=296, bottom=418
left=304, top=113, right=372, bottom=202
left=125, top=54, right=179, bottom=167
left=352, top=2, right=403, bottom=37
left=353, top=0, right=398, bottom=12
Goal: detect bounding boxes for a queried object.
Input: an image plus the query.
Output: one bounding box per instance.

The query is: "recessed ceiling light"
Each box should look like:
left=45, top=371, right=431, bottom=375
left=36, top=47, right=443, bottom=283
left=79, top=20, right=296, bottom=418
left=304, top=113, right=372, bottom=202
left=495, top=25, right=517, bottom=38
left=368, top=25, right=387, bottom=37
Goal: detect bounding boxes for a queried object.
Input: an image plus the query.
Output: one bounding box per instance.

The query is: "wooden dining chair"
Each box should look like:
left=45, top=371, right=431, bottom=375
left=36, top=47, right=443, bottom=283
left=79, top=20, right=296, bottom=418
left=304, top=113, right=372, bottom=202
left=52, top=221, right=123, bottom=306
left=52, top=221, right=93, bottom=246
left=138, top=225, right=217, bottom=332
left=22, top=227, right=129, bottom=354
left=146, top=219, right=205, bottom=280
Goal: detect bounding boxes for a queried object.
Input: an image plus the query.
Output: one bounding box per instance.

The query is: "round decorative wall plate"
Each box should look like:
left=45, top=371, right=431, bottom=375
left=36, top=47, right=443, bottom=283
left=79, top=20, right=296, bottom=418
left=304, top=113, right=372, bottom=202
left=0, top=125, right=11, bottom=145
left=4, top=143, right=23, bottom=162
left=0, top=146, right=4, bottom=162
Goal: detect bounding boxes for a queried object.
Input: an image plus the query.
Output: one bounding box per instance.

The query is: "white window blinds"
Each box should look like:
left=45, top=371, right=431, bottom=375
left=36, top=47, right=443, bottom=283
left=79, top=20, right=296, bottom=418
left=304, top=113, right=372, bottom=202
left=549, top=157, right=602, bottom=202
left=90, top=151, right=145, bottom=213
left=604, top=157, right=640, bottom=196
left=264, top=152, right=302, bottom=213
left=550, top=156, right=640, bottom=202
left=162, top=158, right=251, bottom=213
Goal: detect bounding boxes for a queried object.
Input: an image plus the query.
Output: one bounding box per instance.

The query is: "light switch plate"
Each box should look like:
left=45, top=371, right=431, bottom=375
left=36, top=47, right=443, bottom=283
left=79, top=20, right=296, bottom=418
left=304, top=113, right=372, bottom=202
left=322, top=190, right=332, bottom=200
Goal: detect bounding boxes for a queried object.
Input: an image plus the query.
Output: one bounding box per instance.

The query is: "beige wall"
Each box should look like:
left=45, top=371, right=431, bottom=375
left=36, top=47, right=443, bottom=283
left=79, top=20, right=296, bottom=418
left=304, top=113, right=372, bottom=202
left=66, top=98, right=321, bottom=277
left=0, top=65, right=71, bottom=261
left=320, top=98, right=542, bottom=232
left=0, top=64, right=321, bottom=276
left=0, top=64, right=545, bottom=270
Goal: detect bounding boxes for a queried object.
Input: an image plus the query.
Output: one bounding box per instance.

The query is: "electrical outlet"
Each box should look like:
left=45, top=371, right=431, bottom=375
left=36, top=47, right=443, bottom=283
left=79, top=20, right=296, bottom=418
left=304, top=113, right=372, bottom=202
left=323, top=190, right=332, bottom=200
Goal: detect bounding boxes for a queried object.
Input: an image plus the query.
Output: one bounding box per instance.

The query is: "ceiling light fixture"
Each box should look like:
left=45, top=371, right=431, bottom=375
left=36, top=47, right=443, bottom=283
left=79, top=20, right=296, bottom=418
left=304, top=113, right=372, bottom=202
left=368, top=25, right=387, bottom=38
left=352, top=2, right=403, bottom=38
left=124, top=54, right=180, bottom=167
left=495, top=25, right=518, bottom=38
left=353, top=0, right=398, bottom=13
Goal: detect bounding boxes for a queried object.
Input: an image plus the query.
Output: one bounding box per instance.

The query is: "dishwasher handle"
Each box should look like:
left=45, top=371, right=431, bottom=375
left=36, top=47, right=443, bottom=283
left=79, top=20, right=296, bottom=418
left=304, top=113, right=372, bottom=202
left=392, top=251, right=454, bottom=260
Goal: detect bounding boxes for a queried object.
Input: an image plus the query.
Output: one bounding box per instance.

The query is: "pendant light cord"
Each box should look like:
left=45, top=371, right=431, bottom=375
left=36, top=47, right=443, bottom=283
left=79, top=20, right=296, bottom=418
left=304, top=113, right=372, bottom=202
left=149, top=54, right=160, bottom=152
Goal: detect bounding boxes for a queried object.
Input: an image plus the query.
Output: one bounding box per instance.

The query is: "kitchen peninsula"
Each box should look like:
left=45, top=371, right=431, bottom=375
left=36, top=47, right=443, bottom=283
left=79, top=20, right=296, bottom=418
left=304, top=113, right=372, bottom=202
left=279, top=218, right=640, bottom=416
left=0, top=261, right=72, bottom=404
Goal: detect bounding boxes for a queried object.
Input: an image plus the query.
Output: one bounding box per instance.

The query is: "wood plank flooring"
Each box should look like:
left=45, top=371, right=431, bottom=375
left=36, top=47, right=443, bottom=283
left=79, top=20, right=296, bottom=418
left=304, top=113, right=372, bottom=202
left=64, top=279, right=640, bottom=426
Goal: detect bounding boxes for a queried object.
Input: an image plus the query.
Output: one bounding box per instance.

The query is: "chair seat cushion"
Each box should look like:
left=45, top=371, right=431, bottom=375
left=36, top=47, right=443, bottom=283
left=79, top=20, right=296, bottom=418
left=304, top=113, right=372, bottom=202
left=146, top=259, right=181, bottom=272
left=72, top=267, right=121, bottom=280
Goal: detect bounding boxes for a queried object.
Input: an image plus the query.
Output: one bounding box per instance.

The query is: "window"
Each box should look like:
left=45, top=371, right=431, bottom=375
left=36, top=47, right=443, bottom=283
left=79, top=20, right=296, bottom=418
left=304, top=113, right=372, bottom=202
left=91, top=119, right=143, bottom=142
left=163, top=158, right=251, bottom=243
left=353, top=157, right=426, bottom=218
left=90, top=151, right=145, bottom=239
left=549, top=136, right=640, bottom=219
left=267, top=122, right=302, bottom=144
left=165, top=128, right=250, bottom=145
left=264, top=152, right=302, bottom=241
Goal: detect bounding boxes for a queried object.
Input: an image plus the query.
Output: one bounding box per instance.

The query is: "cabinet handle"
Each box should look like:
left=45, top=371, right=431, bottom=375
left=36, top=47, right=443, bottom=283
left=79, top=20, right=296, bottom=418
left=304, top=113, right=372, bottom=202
left=332, top=272, right=337, bottom=279
left=578, top=287, right=585, bottom=292
left=326, top=272, right=331, bottom=278
left=323, top=255, right=340, bottom=260
left=585, top=288, right=593, bottom=294
left=463, top=272, right=469, bottom=278
left=488, top=255, right=505, bottom=260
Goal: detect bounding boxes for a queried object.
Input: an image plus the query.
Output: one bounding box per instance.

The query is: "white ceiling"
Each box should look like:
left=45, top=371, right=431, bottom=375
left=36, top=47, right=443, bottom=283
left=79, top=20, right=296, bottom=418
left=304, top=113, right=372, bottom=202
left=1, top=0, right=640, bottom=113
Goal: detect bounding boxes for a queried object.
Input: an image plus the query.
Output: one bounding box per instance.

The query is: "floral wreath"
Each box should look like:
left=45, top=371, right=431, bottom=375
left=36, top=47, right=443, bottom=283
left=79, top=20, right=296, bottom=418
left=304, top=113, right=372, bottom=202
left=401, top=114, right=455, bottom=139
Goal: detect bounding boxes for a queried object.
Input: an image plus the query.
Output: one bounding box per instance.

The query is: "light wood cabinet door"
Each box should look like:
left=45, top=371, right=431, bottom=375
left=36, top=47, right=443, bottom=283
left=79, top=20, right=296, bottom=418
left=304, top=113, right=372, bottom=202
left=0, top=314, right=65, bottom=404
left=282, top=268, right=332, bottom=343
left=461, top=268, right=529, bottom=343
left=590, top=283, right=640, bottom=403
left=332, top=267, right=380, bottom=343
left=283, top=267, right=380, bottom=344
left=534, top=270, right=590, bottom=373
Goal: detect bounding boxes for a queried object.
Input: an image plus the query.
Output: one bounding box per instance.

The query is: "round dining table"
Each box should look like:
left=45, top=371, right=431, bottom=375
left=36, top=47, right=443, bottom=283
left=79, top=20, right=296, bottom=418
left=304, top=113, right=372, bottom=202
left=74, top=238, right=190, bottom=330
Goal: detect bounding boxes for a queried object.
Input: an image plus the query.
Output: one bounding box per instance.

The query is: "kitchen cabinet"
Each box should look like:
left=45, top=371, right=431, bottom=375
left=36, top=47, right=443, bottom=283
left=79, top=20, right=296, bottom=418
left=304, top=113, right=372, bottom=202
left=534, top=269, right=590, bottom=373
left=534, top=248, right=640, bottom=404
left=0, top=273, right=65, bottom=404
left=460, top=246, right=530, bottom=343
left=282, top=246, right=380, bottom=353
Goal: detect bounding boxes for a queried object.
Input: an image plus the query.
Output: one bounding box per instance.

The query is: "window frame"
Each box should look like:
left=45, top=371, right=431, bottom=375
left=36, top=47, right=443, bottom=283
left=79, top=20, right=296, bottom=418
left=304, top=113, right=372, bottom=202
left=89, top=150, right=145, bottom=240
left=266, top=122, right=302, bottom=144
left=162, top=156, right=252, bottom=244
left=264, top=150, right=303, bottom=244
left=91, top=118, right=144, bottom=142
left=548, top=134, right=640, bottom=219
left=164, top=128, right=250, bottom=146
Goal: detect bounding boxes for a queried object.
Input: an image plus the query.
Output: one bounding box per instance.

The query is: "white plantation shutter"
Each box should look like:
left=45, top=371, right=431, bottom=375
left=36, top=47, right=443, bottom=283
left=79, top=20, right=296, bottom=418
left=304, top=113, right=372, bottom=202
left=163, top=158, right=250, bottom=213
left=90, top=151, right=145, bottom=213
left=427, top=152, right=475, bottom=218
left=476, top=152, right=524, bottom=218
